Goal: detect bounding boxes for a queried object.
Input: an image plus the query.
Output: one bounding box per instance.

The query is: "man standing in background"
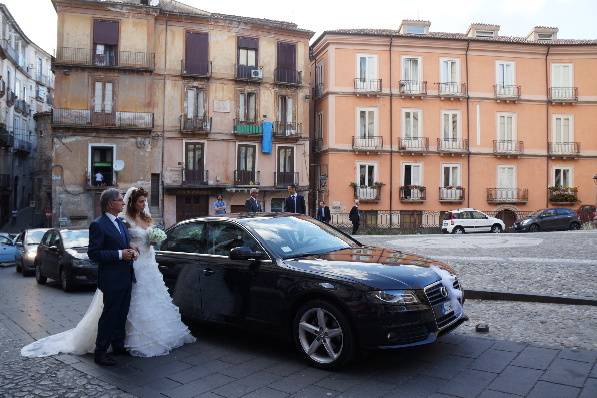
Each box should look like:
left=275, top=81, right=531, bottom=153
left=349, top=200, right=360, bottom=235
left=284, top=184, right=306, bottom=214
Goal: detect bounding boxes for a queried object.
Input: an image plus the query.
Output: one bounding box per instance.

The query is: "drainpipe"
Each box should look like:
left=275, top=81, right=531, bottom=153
left=545, top=44, right=551, bottom=208
left=160, top=18, right=168, bottom=223
left=465, top=40, right=470, bottom=207
left=389, top=36, right=393, bottom=227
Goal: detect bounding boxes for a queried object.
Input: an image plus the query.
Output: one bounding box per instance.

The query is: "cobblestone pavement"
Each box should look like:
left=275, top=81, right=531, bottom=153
left=2, top=261, right=597, bottom=397
left=358, top=230, right=597, bottom=300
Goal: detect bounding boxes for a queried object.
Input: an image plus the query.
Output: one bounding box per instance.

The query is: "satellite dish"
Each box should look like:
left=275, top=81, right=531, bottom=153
left=113, top=160, right=125, bottom=172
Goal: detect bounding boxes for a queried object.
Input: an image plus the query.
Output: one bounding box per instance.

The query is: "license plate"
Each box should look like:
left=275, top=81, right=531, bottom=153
left=442, top=301, right=453, bottom=315
left=442, top=221, right=448, bottom=226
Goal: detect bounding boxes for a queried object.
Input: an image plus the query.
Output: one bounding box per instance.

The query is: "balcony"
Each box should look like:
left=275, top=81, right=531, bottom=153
left=181, top=60, right=212, bottom=78
left=439, top=187, right=465, bottom=202
left=354, top=78, right=382, bottom=94
left=437, top=138, right=468, bottom=154
left=180, top=115, right=211, bottom=134
left=436, top=82, right=467, bottom=99
left=399, top=137, right=429, bottom=153
left=494, top=85, right=521, bottom=101
left=0, top=129, right=13, bottom=148
left=493, top=140, right=523, bottom=156
left=275, top=172, right=299, bottom=188
left=400, top=185, right=426, bottom=202
left=548, top=142, right=580, bottom=158
left=274, top=67, right=302, bottom=86
left=353, top=185, right=382, bottom=202
left=548, top=186, right=578, bottom=204
left=183, top=169, right=209, bottom=186
left=273, top=121, right=302, bottom=139
left=0, top=39, right=19, bottom=63
left=234, top=170, right=260, bottom=186
left=235, top=64, right=263, bottom=82
left=0, top=173, right=9, bottom=189
left=54, top=47, right=155, bottom=71
left=52, top=108, right=154, bottom=130
left=486, top=188, right=528, bottom=204
left=549, top=87, right=578, bottom=103
left=398, top=80, right=427, bottom=97
left=14, top=138, right=32, bottom=154
left=14, top=99, right=30, bottom=116
left=233, top=119, right=262, bottom=137
left=35, top=74, right=53, bottom=87
left=6, top=90, right=16, bottom=107
left=352, top=136, right=383, bottom=152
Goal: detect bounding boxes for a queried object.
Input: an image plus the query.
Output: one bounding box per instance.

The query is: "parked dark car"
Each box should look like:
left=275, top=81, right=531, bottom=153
left=576, top=205, right=596, bottom=223
left=513, top=208, right=581, bottom=232
left=14, top=228, right=50, bottom=276
left=156, top=213, right=465, bottom=369
left=35, top=229, right=96, bottom=291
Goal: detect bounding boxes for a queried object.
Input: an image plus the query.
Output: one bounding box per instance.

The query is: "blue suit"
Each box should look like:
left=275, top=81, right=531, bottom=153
left=88, top=213, right=136, bottom=354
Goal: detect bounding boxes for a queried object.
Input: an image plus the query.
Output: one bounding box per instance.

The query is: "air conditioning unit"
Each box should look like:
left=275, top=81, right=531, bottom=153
left=251, top=69, right=263, bottom=79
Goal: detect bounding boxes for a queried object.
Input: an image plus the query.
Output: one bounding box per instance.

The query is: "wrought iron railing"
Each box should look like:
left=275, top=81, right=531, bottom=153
left=549, top=87, right=578, bottom=102
left=275, top=172, right=299, bottom=187
left=180, top=115, right=210, bottom=132
left=353, top=185, right=382, bottom=202
left=399, top=137, right=429, bottom=152
left=234, top=170, right=260, bottom=186
left=493, top=140, right=523, bottom=155
left=0, top=39, right=18, bottom=63
left=399, top=80, right=427, bottom=95
left=437, top=82, right=467, bottom=97
left=274, top=67, right=302, bottom=85
left=13, top=137, right=32, bottom=153
left=233, top=119, right=262, bottom=135
left=181, top=60, right=212, bottom=77
left=400, top=185, right=426, bottom=202
left=352, top=136, right=383, bottom=151
left=354, top=78, right=382, bottom=93
left=52, top=108, right=154, bottom=129
left=494, top=84, right=521, bottom=99
left=548, top=142, right=579, bottom=156
left=437, top=138, right=468, bottom=153
left=439, top=187, right=465, bottom=202
left=183, top=169, right=208, bottom=186
left=55, top=47, right=155, bottom=70
left=548, top=186, right=578, bottom=203
left=486, top=188, right=528, bottom=203
left=273, top=121, right=301, bottom=138
left=235, top=64, right=263, bottom=81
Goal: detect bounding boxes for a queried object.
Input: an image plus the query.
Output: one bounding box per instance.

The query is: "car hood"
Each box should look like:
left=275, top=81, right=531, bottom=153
left=283, top=246, right=456, bottom=290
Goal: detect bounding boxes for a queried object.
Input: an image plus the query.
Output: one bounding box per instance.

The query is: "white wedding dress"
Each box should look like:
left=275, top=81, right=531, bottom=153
left=21, top=218, right=196, bottom=358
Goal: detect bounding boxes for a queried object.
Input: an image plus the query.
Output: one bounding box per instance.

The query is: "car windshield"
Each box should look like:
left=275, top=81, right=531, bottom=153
left=27, top=230, right=47, bottom=245
left=240, top=216, right=359, bottom=259
left=61, top=230, right=89, bottom=249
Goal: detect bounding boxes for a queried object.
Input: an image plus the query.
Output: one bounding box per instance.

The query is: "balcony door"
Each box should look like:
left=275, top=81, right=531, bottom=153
left=93, top=81, right=114, bottom=125
left=90, top=146, right=114, bottom=186
left=441, top=164, right=461, bottom=200
left=402, top=57, right=421, bottom=92
left=497, top=166, right=516, bottom=200
left=496, top=62, right=515, bottom=88
left=277, top=95, right=294, bottom=135
left=357, top=163, right=376, bottom=200
left=276, top=42, right=297, bottom=83
left=277, top=146, right=294, bottom=186
left=552, top=64, right=573, bottom=98
left=553, top=115, right=573, bottom=153
left=237, top=36, right=258, bottom=79
left=441, top=111, right=459, bottom=142
left=185, top=31, right=209, bottom=75
left=440, top=59, right=459, bottom=94
left=185, top=142, right=205, bottom=184
left=239, top=91, right=257, bottom=122
left=184, top=87, right=206, bottom=130
left=93, top=20, right=118, bottom=66
left=403, top=163, right=422, bottom=199
left=237, top=144, right=256, bottom=184
left=497, top=113, right=515, bottom=151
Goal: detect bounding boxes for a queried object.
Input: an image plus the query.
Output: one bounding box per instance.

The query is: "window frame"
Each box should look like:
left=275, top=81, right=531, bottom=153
left=237, top=88, right=258, bottom=122
left=496, top=165, right=517, bottom=188
left=440, top=163, right=461, bottom=187
left=552, top=166, right=573, bottom=187
left=401, top=56, right=422, bottom=83
left=496, top=112, right=517, bottom=141
left=552, top=114, right=574, bottom=143
left=439, top=58, right=460, bottom=84
left=401, top=162, right=423, bottom=186
left=401, top=108, right=423, bottom=139
left=356, top=107, right=377, bottom=139
left=356, top=54, right=378, bottom=81
left=355, top=161, right=378, bottom=187
left=440, top=110, right=461, bottom=140
left=495, top=61, right=516, bottom=86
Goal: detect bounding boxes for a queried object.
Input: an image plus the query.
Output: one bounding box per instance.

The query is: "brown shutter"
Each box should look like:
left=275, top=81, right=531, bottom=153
left=93, top=20, right=119, bottom=45
left=238, top=37, right=258, bottom=49
left=277, top=42, right=296, bottom=69
left=185, top=32, right=209, bottom=75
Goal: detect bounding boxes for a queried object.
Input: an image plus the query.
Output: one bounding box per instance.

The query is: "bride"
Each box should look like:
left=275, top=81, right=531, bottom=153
left=21, top=187, right=196, bottom=358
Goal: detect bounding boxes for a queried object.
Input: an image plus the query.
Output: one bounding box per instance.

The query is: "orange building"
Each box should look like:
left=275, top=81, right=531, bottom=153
left=310, top=21, right=597, bottom=228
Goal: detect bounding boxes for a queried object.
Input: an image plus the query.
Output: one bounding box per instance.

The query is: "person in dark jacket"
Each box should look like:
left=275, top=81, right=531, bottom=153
left=316, top=201, right=331, bottom=223
left=245, top=188, right=262, bottom=212
left=284, top=184, right=306, bottom=214
left=348, top=200, right=360, bottom=234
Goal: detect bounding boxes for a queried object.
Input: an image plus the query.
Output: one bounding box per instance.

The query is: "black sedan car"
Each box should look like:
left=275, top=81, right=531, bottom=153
left=156, top=214, right=465, bottom=369
left=513, top=208, right=581, bottom=232
left=35, top=228, right=97, bottom=291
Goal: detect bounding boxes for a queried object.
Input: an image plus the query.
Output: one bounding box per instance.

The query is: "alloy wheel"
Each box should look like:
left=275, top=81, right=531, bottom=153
left=298, top=307, right=343, bottom=364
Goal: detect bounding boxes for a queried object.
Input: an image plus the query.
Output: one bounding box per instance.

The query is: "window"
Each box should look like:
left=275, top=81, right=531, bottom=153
left=93, top=20, right=118, bottom=66
left=358, top=163, right=375, bottom=187
left=537, top=33, right=553, bottom=42
left=441, top=164, right=460, bottom=187
left=94, top=81, right=113, bottom=113
left=185, top=31, right=209, bottom=75
left=238, top=37, right=257, bottom=67
left=206, top=223, right=259, bottom=257
left=276, top=42, right=297, bottom=83
left=497, top=166, right=515, bottom=188
left=553, top=115, right=573, bottom=143
left=551, top=64, right=574, bottom=99
left=357, top=108, right=375, bottom=138
left=150, top=173, right=160, bottom=207
left=91, top=146, right=114, bottom=186
left=238, top=90, right=257, bottom=122
left=441, top=111, right=459, bottom=140
left=277, top=94, right=295, bottom=133
left=403, top=163, right=422, bottom=186
left=497, top=113, right=515, bottom=141
left=315, top=112, right=323, bottom=139
left=357, top=54, right=377, bottom=81
left=471, top=211, right=487, bottom=220
left=475, top=30, right=495, bottom=38
left=36, top=57, right=43, bottom=80
left=185, top=142, right=205, bottom=182
left=315, top=63, right=324, bottom=88
left=439, top=59, right=460, bottom=94
left=271, top=198, right=285, bottom=212
left=496, top=62, right=515, bottom=95
left=184, top=87, right=205, bottom=120
left=401, top=56, right=422, bottom=93
left=553, top=167, right=572, bottom=188
left=404, top=25, right=426, bottom=34
left=402, top=110, right=422, bottom=139
left=159, top=222, right=206, bottom=253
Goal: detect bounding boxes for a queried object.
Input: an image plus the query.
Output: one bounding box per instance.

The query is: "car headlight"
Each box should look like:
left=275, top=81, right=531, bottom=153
left=521, top=219, right=531, bottom=225
left=370, top=290, right=420, bottom=304
left=25, top=251, right=37, bottom=260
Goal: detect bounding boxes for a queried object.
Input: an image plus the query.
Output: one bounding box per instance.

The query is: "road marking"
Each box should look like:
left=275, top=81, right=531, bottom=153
left=430, top=255, right=597, bottom=266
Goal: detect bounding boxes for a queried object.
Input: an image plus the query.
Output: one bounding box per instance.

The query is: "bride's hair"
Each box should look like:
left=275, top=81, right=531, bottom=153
left=126, top=187, right=152, bottom=224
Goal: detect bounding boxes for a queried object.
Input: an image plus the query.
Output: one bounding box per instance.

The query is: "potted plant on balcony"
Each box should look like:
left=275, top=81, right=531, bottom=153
left=548, top=186, right=578, bottom=203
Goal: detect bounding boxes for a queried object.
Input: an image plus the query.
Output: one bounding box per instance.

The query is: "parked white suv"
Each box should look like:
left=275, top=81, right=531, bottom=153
left=442, top=208, right=505, bottom=234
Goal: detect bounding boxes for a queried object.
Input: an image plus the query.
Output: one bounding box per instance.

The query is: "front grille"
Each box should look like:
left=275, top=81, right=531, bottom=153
left=436, top=311, right=457, bottom=329
left=424, top=282, right=448, bottom=306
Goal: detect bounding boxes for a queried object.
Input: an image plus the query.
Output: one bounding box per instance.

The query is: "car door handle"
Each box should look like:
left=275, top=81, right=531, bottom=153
left=203, top=268, right=214, bottom=276
left=158, top=265, right=168, bottom=270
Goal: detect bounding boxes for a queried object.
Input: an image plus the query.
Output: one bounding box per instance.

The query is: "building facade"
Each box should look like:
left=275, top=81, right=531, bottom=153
left=0, top=4, right=54, bottom=226
left=311, top=21, right=597, bottom=227
left=52, top=0, right=312, bottom=228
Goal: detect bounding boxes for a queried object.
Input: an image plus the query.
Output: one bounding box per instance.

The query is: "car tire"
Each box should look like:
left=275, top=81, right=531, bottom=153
left=35, top=262, right=47, bottom=285
left=529, top=224, right=540, bottom=233
left=61, top=268, right=74, bottom=292
left=16, top=261, right=22, bottom=273
left=293, top=300, right=355, bottom=370
left=569, top=222, right=580, bottom=230
left=452, top=226, right=465, bottom=234
left=490, top=224, right=503, bottom=233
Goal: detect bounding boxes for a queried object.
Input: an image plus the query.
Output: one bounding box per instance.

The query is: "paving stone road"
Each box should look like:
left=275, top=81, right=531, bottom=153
left=1, top=229, right=596, bottom=397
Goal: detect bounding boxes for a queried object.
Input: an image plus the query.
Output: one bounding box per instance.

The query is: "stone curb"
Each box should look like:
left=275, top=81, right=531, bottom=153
left=466, top=289, right=597, bottom=306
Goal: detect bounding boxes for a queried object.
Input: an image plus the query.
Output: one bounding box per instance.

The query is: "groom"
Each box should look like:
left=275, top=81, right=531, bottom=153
left=88, top=188, right=138, bottom=366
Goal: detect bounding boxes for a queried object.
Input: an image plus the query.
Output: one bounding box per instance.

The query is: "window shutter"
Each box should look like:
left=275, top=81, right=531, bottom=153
left=185, top=32, right=209, bottom=74
left=238, top=37, right=258, bottom=49
left=93, top=20, right=119, bottom=45
left=94, top=82, right=103, bottom=112
left=238, top=92, right=245, bottom=121
left=248, top=92, right=256, bottom=121
left=104, top=82, right=113, bottom=113
left=186, top=88, right=194, bottom=118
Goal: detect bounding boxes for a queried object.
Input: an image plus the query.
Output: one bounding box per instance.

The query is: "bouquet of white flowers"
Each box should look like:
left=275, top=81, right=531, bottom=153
left=147, top=227, right=167, bottom=245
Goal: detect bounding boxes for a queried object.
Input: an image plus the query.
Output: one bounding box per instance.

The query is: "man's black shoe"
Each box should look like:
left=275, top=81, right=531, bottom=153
left=95, top=353, right=116, bottom=366
left=112, top=348, right=131, bottom=357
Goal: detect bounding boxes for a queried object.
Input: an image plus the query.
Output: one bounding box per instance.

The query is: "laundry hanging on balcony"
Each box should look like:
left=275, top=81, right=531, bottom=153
left=262, top=120, right=272, bottom=154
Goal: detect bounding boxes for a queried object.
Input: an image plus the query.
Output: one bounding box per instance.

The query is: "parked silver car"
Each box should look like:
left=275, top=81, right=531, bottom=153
left=15, top=229, right=50, bottom=276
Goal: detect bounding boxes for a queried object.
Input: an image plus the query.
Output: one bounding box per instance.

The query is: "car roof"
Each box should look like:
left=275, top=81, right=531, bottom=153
left=174, top=212, right=305, bottom=226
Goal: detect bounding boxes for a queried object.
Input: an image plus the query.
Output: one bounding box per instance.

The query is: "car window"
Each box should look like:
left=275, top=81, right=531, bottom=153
left=461, top=211, right=474, bottom=220
left=472, top=211, right=487, bottom=220
left=62, top=230, right=89, bottom=249
left=543, top=209, right=557, bottom=217
left=160, top=222, right=206, bottom=254
left=40, top=231, right=51, bottom=246
left=48, top=232, right=60, bottom=247
left=206, top=223, right=260, bottom=257
left=27, top=230, right=47, bottom=245
left=15, top=233, right=23, bottom=244
left=0, top=236, right=11, bottom=246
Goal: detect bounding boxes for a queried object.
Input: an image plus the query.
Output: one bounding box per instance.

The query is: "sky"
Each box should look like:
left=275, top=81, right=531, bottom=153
left=5, top=0, right=597, bottom=54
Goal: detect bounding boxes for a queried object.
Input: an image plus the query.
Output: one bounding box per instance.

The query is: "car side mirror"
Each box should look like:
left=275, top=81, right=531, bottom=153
left=229, top=246, right=265, bottom=261
left=15, top=241, right=23, bottom=247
